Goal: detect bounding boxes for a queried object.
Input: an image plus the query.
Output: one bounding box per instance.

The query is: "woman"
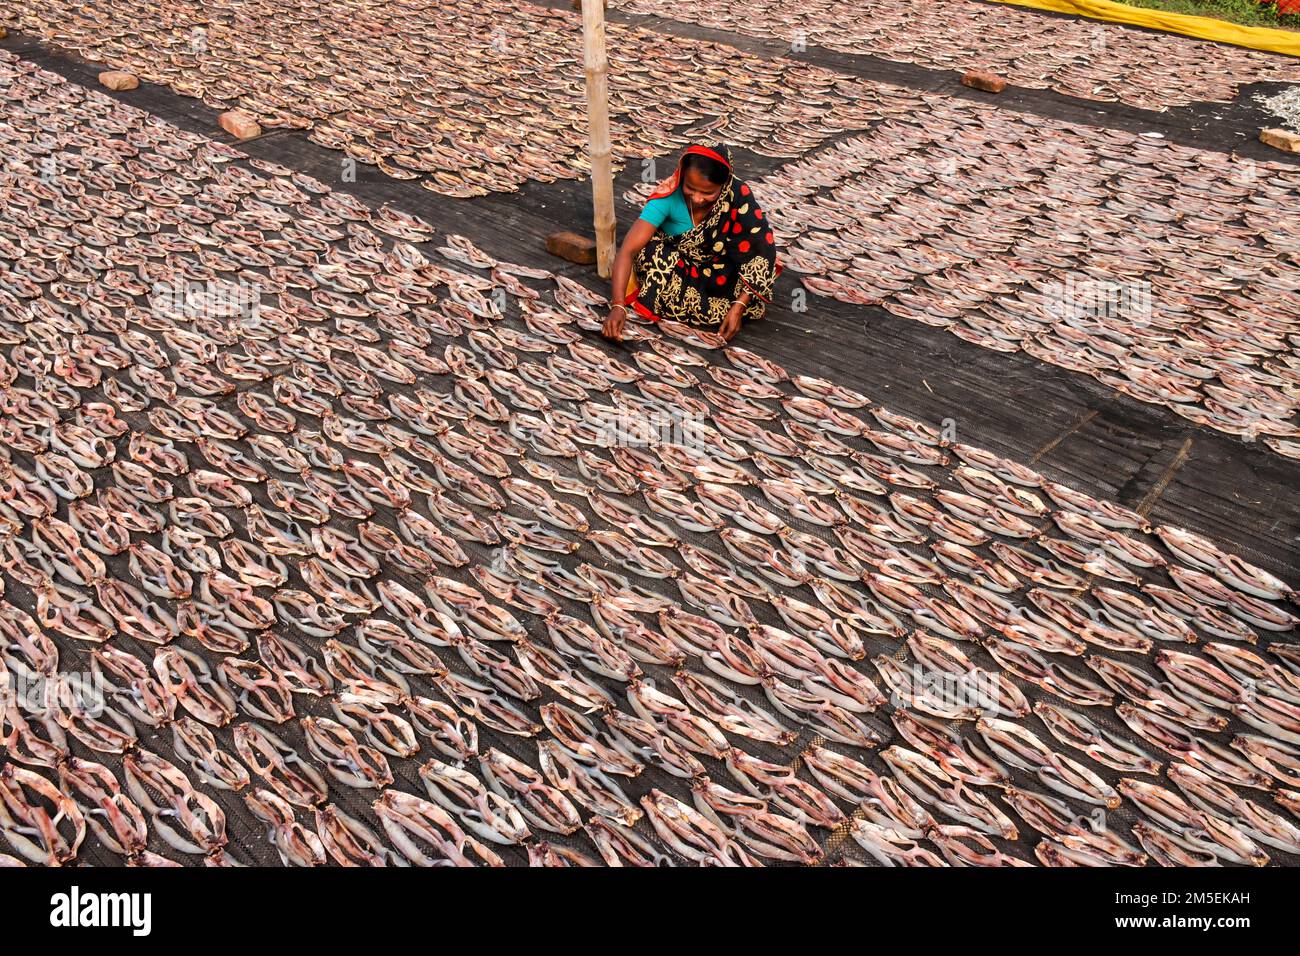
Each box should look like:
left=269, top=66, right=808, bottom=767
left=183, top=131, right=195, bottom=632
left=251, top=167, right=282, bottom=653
left=602, top=144, right=779, bottom=343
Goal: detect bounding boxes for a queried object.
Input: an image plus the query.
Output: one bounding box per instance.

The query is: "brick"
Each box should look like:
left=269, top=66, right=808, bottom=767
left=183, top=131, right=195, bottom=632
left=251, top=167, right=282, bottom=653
left=98, top=70, right=140, bottom=92
left=1259, top=128, right=1300, bottom=154
left=961, top=70, right=1007, bottom=94
left=546, top=230, right=597, bottom=265
left=218, top=110, right=263, bottom=141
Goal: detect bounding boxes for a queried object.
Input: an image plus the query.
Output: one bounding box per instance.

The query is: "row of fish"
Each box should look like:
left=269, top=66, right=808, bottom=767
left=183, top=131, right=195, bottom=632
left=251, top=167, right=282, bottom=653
left=3, top=0, right=921, bottom=195
left=1, top=51, right=1298, bottom=868
left=611, top=0, right=1300, bottom=109
left=626, top=95, right=1300, bottom=452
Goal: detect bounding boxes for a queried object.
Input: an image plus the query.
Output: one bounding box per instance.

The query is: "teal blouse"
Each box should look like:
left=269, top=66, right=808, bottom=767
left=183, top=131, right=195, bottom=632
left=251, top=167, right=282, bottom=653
left=638, top=188, right=695, bottom=236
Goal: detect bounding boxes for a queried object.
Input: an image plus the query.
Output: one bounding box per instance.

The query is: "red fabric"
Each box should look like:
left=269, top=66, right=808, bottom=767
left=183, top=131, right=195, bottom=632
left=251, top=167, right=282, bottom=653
left=647, top=145, right=733, bottom=200
left=627, top=292, right=661, bottom=323
left=621, top=274, right=660, bottom=322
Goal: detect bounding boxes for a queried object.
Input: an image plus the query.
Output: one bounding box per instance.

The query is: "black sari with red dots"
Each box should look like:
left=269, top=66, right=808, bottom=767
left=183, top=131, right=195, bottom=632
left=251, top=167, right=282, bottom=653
left=627, top=144, right=781, bottom=330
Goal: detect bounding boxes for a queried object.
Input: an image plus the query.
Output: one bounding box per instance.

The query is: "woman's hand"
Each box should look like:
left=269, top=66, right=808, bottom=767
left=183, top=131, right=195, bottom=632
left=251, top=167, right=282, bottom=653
left=602, top=305, right=628, bottom=342
left=719, top=303, right=744, bottom=342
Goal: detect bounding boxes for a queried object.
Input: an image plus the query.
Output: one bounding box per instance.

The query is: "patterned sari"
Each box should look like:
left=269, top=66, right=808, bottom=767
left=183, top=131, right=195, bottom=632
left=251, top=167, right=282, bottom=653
left=627, top=144, right=780, bottom=330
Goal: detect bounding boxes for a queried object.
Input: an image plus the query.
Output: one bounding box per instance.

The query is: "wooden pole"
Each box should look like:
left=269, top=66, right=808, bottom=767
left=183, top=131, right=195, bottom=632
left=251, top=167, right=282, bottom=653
left=581, top=0, right=616, bottom=279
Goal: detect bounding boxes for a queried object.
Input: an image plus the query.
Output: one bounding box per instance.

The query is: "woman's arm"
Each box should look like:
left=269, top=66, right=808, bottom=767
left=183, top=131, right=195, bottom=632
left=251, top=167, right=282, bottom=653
left=602, top=219, right=658, bottom=342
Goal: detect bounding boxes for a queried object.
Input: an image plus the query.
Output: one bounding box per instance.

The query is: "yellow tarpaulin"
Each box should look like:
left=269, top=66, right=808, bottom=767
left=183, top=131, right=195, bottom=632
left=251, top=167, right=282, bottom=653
left=988, top=0, right=1300, bottom=57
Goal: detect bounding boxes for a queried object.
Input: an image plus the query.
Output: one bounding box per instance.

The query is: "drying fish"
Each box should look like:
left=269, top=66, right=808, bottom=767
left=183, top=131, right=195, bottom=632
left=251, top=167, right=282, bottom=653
left=1088, top=655, right=1227, bottom=732
left=673, top=670, right=795, bottom=746
left=977, top=717, right=1120, bottom=807
left=586, top=817, right=674, bottom=867
left=0, top=765, right=86, bottom=865
left=691, top=777, right=822, bottom=864
left=1119, top=779, right=1268, bottom=866
left=881, top=747, right=1019, bottom=840
left=764, top=678, right=883, bottom=748
left=373, top=791, right=504, bottom=867
left=627, top=679, right=730, bottom=757
left=1169, top=764, right=1300, bottom=855
left=1034, top=702, right=1161, bottom=776
left=0, top=45, right=1295, bottom=872
left=891, top=711, right=1007, bottom=787
left=123, top=750, right=227, bottom=857
left=418, top=760, right=530, bottom=846
left=641, top=789, right=758, bottom=867
left=850, top=818, right=947, bottom=867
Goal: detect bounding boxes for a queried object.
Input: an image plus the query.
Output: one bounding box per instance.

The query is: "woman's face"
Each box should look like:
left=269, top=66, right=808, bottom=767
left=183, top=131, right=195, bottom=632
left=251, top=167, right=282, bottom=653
left=683, top=166, right=723, bottom=214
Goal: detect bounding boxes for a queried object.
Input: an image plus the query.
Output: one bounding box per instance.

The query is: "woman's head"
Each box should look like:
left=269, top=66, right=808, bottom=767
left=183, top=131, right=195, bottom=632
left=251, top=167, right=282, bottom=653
left=682, top=152, right=730, bottom=186
left=681, top=151, right=729, bottom=213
